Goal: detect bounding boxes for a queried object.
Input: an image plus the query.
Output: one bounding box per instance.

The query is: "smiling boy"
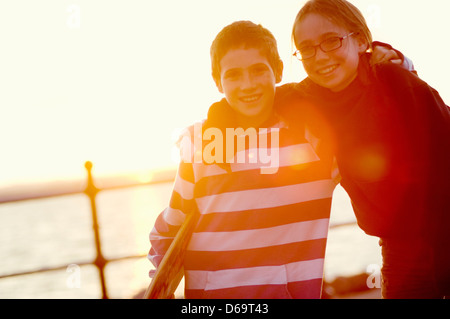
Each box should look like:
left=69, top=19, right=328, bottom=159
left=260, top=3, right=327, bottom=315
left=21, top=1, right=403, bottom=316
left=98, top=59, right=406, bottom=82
left=216, top=47, right=282, bottom=127
left=148, top=21, right=337, bottom=299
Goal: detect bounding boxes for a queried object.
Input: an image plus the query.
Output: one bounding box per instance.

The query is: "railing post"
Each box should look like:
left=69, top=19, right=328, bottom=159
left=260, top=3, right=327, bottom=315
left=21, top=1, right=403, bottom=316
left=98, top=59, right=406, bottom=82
left=84, top=161, right=108, bottom=299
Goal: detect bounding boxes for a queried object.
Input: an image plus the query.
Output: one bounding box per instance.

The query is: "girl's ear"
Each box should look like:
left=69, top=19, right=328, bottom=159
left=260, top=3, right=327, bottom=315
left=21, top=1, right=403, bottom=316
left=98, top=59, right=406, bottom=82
left=355, top=32, right=370, bottom=54
left=275, top=60, right=284, bottom=84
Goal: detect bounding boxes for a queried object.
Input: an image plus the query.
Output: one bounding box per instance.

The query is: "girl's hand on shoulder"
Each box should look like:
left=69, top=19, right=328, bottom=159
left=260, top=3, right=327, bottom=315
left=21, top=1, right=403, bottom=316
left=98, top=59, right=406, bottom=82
left=371, top=45, right=402, bottom=65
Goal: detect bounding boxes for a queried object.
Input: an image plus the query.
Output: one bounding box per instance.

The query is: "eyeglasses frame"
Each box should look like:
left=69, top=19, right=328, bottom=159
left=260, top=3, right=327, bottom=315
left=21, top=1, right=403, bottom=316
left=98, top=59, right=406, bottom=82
left=293, top=32, right=356, bottom=61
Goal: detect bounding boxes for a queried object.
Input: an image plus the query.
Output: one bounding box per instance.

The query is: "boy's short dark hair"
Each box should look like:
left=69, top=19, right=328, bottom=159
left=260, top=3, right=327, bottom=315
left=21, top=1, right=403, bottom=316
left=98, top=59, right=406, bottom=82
left=210, top=20, right=282, bottom=85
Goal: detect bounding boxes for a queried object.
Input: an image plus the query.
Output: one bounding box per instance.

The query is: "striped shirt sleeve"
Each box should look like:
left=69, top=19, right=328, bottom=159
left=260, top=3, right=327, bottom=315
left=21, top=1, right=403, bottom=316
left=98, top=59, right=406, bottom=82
left=148, top=130, right=197, bottom=273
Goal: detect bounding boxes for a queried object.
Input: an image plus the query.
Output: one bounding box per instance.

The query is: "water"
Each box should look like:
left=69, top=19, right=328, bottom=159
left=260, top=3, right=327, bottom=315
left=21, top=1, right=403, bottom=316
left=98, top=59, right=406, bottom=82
left=0, top=182, right=381, bottom=299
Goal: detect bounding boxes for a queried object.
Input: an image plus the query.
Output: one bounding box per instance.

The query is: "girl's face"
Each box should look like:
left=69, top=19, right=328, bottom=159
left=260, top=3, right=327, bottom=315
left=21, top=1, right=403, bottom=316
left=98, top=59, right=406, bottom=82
left=294, top=13, right=367, bottom=92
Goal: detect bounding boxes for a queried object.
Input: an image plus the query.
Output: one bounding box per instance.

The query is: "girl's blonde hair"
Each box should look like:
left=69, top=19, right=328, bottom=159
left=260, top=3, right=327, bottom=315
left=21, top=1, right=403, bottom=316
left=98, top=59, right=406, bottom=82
left=292, top=0, right=373, bottom=51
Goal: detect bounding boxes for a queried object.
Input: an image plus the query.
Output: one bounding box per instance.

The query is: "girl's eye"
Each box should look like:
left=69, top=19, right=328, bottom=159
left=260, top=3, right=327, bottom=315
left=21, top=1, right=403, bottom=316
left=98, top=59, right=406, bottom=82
left=322, top=37, right=342, bottom=51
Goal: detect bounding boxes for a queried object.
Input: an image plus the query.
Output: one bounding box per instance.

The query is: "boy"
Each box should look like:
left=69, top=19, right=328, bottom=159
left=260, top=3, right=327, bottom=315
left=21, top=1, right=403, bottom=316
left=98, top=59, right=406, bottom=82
left=148, top=20, right=337, bottom=299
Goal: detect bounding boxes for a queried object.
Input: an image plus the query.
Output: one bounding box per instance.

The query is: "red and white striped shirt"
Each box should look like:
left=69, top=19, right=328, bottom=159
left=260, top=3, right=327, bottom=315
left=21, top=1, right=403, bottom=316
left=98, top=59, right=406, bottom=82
left=149, top=119, right=337, bottom=299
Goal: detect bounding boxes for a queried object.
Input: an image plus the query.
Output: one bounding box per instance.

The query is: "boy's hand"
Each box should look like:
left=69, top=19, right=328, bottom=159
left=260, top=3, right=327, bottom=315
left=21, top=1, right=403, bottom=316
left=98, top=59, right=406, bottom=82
left=371, top=45, right=402, bottom=65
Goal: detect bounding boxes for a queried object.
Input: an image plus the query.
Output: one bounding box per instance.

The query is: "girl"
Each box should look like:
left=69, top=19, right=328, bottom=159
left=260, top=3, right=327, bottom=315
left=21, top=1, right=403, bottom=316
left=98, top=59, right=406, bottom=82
left=288, top=0, right=450, bottom=298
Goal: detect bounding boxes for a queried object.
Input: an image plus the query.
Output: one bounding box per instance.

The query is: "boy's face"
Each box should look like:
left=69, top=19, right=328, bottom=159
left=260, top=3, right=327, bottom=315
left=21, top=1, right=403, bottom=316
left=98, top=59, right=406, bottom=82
left=216, top=47, right=281, bottom=127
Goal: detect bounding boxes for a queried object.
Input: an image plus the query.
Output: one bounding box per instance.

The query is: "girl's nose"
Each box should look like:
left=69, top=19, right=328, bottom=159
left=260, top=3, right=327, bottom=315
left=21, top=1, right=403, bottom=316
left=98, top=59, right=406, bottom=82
left=314, top=47, right=331, bottom=62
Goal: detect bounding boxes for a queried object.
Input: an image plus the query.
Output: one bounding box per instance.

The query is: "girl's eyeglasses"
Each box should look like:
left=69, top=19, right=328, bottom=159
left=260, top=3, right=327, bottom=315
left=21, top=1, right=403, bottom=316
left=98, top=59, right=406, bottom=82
left=293, top=32, right=355, bottom=61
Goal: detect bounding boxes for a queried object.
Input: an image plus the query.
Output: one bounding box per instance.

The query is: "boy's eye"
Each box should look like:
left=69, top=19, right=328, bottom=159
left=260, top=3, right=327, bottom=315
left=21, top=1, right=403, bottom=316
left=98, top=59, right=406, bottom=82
left=224, top=70, right=241, bottom=80
left=223, top=64, right=270, bottom=81
left=251, top=65, right=269, bottom=75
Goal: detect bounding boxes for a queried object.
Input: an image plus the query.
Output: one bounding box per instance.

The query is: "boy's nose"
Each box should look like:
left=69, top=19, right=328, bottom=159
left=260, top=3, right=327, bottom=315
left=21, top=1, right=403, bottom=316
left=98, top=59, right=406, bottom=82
left=241, top=72, right=257, bottom=90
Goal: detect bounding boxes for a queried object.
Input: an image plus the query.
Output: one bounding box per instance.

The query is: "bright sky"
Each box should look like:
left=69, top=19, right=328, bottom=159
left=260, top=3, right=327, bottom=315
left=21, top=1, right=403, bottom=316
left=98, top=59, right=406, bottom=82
left=1, top=0, right=449, bottom=186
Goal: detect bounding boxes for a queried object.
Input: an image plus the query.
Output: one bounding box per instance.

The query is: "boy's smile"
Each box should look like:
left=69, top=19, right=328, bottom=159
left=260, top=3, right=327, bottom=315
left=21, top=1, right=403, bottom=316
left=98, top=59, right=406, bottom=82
left=217, top=47, right=282, bottom=128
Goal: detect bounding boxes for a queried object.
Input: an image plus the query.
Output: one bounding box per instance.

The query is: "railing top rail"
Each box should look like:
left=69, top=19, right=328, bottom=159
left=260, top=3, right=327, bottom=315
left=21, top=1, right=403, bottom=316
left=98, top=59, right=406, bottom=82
left=0, top=165, right=177, bottom=205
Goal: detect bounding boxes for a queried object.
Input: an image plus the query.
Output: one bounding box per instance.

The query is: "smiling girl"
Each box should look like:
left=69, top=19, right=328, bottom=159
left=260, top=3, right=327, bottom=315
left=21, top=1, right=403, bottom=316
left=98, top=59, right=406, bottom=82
left=288, top=0, right=450, bottom=298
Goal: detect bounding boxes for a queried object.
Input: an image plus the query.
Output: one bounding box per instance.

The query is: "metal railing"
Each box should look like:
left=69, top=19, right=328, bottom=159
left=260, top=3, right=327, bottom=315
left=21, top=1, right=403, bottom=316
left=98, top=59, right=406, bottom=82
left=0, top=161, right=176, bottom=299
left=0, top=162, right=357, bottom=299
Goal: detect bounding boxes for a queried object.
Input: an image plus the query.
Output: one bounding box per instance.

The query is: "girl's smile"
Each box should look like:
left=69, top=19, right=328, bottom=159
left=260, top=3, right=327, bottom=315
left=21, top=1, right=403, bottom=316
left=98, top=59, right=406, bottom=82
left=316, top=64, right=339, bottom=75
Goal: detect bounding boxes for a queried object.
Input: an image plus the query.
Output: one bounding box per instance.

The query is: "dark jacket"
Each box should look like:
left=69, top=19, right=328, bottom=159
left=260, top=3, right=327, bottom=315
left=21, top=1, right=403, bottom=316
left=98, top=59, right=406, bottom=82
left=278, top=54, right=450, bottom=241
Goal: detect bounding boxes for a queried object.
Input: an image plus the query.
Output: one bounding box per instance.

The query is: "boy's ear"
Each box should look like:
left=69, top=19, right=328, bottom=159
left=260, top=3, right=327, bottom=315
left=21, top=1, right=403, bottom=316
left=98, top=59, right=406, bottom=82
left=275, top=60, right=284, bottom=84
left=214, top=77, right=224, bottom=93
